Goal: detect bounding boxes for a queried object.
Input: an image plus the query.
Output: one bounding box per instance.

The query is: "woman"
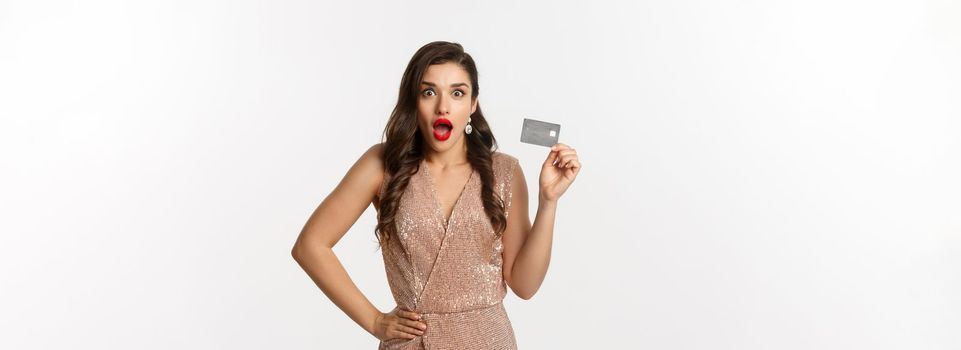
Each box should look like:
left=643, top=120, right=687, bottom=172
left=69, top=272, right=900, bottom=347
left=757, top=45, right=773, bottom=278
left=291, top=41, right=581, bottom=349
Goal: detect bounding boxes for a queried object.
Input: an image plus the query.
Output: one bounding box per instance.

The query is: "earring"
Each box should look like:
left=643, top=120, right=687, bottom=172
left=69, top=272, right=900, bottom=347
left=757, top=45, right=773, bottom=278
left=465, top=117, right=473, bottom=135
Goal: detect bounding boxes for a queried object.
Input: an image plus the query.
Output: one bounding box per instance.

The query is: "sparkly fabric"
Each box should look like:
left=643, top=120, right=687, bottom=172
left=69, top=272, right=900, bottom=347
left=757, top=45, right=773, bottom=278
left=376, top=152, right=520, bottom=350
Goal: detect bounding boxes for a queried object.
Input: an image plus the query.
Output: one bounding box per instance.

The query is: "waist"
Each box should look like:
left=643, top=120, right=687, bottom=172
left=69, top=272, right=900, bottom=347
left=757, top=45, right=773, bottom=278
left=416, top=300, right=505, bottom=316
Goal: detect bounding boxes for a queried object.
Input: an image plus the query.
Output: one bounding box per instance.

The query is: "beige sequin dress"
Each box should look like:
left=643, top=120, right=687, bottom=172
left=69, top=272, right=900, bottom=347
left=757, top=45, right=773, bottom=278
left=376, top=152, right=520, bottom=350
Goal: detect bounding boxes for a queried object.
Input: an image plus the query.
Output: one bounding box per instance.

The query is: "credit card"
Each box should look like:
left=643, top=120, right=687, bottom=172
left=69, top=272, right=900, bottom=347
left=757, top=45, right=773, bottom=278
left=520, top=118, right=560, bottom=147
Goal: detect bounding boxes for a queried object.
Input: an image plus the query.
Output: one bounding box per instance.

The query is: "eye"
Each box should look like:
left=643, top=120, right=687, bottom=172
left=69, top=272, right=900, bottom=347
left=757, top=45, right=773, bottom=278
left=452, top=90, right=464, bottom=97
left=422, top=88, right=435, bottom=97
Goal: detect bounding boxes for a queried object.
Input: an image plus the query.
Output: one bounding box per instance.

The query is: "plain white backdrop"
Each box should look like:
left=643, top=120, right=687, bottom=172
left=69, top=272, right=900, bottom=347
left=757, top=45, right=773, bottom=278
left=1, top=0, right=959, bottom=349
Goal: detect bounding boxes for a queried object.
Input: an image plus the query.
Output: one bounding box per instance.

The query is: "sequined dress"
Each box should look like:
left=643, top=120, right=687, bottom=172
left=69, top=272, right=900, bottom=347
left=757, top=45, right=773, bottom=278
left=375, top=152, right=520, bottom=350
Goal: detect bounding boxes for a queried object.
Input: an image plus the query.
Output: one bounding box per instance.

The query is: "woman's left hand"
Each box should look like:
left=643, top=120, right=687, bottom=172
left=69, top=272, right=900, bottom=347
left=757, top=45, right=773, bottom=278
left=538, top=143, right=581, bottom=202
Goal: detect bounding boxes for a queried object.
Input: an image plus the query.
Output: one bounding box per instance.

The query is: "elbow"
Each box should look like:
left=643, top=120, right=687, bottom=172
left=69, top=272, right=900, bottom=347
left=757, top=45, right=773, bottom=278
left=291, top=244, right=301, bottom=262
left=291, top=243, right=308, bottom=263
left=512, top=286, right=538, bottom=300
left=507, top=275, right=538, bottom=300
left=291, top=241, right=332, bottom=263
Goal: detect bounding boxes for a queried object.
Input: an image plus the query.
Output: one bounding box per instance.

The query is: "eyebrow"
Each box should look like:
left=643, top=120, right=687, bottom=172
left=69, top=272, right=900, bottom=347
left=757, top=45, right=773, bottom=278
left=421, top=81, right=470, bottom=89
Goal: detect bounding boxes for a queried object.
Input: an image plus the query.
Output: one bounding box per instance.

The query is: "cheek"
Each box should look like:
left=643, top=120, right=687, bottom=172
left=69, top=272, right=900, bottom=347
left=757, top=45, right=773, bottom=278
left=417, top=112, right=432, bottom=132
left=417, top=100, right=432, bottom=117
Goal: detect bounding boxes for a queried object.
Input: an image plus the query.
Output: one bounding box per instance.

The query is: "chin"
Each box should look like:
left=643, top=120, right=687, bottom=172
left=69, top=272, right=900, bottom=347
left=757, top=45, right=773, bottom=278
left=428, top=137, right=459, bottom=151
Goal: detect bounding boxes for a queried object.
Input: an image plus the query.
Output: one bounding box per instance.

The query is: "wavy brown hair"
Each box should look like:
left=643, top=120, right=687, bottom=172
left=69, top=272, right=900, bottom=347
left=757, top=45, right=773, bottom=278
left=375, top=41, right=506, bottom=247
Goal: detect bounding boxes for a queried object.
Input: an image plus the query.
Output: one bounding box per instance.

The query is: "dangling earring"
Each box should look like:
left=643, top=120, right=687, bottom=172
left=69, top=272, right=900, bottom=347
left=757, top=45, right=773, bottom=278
left=465, top=117, right=473, bottom=135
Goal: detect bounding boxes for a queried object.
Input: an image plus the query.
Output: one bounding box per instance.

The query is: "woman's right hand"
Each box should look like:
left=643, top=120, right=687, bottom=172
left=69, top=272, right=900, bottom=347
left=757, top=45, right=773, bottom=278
left=372, top=306, right=427, bottom=341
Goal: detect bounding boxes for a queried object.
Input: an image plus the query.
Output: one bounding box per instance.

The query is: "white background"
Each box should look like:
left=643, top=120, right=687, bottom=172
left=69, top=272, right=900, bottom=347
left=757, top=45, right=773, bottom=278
left=2, top=0, right=959, bottom=349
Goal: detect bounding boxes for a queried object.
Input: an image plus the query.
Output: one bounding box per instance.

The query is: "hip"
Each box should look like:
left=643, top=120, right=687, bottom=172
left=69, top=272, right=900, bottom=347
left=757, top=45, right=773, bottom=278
left=379, top=301, right=517, bottom=350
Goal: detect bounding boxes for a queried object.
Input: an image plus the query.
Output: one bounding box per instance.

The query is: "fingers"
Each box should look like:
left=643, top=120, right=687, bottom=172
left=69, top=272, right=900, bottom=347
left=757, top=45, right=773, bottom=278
left=542, top=149, right=559, bottom=168
left=399, top=317, right=427, bottom=331
left=546, top=144, right=577, bottom=166
left=557, top=155, right=579, bottom=168
left=385, top=308, right=427, bottom=340
left=389, top=328, right=418, bottom=340
left=383, top=318, right=425, bottom=340
left=551, top=148, right=579, bottom=169
left=394, top=324, right=424, bottom=338
left=397, top=309, right=421, bottom=321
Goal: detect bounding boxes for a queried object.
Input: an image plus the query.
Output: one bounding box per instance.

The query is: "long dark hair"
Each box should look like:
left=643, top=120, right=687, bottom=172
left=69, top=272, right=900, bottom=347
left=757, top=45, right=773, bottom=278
left=375, top=41, right=506, bottom=247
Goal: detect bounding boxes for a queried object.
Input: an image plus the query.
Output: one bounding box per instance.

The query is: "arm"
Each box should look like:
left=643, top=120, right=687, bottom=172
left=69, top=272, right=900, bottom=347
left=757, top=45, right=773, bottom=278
left=502, top=144, right=581, bottom=300
left=291, top=143, right=385, bottom=336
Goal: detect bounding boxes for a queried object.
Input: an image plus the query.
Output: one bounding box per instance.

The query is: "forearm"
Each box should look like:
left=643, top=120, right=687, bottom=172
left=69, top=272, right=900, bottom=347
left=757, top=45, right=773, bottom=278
left=509, top=196, right=558, bottom=298
left=292, top=244, right=381, bottom=335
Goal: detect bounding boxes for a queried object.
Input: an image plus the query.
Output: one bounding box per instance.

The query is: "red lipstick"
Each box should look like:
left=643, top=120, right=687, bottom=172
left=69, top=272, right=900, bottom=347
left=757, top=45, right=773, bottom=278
left=432, top=118, right=452, bottom=141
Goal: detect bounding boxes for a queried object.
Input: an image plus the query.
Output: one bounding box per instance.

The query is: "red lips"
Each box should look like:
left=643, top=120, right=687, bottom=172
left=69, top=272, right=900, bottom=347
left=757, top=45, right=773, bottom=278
left=432, top=118, right=452, bottom=141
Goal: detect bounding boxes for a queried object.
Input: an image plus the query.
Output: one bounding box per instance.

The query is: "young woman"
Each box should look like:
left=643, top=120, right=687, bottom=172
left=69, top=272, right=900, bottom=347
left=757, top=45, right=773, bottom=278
left=292, top=41, right=581, bottom=349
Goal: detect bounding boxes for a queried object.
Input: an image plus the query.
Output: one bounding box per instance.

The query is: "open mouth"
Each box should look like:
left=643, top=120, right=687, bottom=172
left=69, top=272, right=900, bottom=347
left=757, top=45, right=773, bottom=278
left=432, top=118, right=452, bottom=141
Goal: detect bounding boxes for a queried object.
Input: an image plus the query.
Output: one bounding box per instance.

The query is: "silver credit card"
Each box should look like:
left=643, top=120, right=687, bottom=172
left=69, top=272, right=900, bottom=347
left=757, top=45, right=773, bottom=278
left=520, top=118, right=560, bottom=147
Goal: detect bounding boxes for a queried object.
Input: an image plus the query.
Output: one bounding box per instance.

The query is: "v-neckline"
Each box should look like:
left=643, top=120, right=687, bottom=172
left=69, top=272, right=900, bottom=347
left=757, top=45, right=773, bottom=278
left=421, top=158, right=474, bottom=232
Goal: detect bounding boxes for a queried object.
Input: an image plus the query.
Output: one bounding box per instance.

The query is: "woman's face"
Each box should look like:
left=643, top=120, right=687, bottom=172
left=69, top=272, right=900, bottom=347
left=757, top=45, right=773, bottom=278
left=417, top=62, right=477, bottom=154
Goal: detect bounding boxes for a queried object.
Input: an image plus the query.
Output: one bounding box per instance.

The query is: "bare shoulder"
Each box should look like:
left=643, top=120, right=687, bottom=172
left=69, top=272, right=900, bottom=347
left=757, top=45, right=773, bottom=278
left=339, top=143, right=385, bottom=203
left=363, top=142, right=386, bottom=165
left=356, top=142, right=386, bottom=207
left=358, top=142, right=385, bottom=185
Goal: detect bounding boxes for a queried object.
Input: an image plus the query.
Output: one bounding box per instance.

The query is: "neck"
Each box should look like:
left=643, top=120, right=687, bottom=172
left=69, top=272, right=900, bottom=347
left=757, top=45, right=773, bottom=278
left=425, top=140, right=469, bottom=169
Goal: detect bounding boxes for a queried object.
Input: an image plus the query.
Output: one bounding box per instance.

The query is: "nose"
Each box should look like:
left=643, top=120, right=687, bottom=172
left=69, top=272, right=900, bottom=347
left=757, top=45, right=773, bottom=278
left=435, top=94, right=450, bottom=116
